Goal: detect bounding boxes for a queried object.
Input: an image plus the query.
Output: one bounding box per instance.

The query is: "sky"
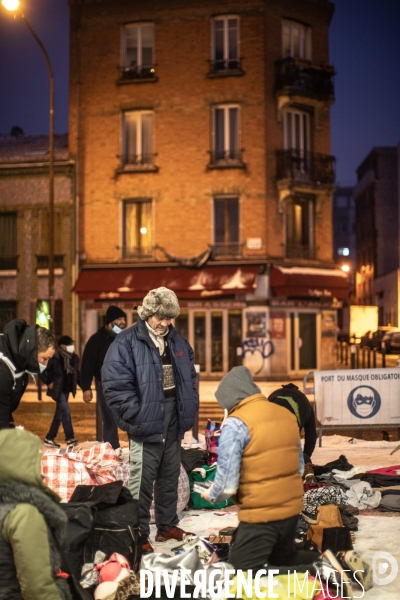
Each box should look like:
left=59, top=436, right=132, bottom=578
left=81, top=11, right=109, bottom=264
left=0, top=0, right=399, bottom=184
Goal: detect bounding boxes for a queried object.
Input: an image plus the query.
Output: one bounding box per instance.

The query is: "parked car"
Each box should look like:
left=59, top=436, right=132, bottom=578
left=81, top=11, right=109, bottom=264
left=360, top=327, right=400, bottom=351
left=382, top=331, right=400, bottom=354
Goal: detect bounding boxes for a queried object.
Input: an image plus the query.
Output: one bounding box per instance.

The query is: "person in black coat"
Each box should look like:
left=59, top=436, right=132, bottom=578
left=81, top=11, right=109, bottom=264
left=268, top=382, right=317, bottom=461
left=41, top=335, right=81, bottom=447
left=0, top=319, right=56, bottom=430
left=102, top=287, right=199, bottom=554
left=80, top=305, right=127, bottom=449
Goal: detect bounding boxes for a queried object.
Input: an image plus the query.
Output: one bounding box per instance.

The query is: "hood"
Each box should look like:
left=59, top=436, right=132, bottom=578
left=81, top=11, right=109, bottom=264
left=215, top=366, right=261, bottom=412
left=2, top=319, right=39, bottom=373
left=0, top=428, right=59, bottom=501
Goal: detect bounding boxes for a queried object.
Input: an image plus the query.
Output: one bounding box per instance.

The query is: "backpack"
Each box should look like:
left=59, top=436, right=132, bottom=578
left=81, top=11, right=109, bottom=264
left=60, top=481, right=141, bottom=581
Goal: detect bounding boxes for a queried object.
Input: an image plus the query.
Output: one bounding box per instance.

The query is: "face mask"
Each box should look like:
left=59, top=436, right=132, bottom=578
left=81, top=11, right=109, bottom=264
left=39, top=363, right=47, bottom=373
left=66, top=344, right=75, bottom=354
left=112, top=324, right=122, bottom=335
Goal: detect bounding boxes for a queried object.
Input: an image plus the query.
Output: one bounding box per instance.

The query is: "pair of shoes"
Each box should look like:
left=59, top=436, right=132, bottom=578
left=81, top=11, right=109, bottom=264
left=337, top=550, right=373, bottom=591
left=44, top=438, right=61, bottom=448
left=155, top=526, right=195, bottom=542
left=303, top=462, right=317, bottom=483
left=301, top=509, right=318, bottom=524
left=140, top=535, right=154, bottom=554
left=65, top=438, right=79, bottom=447
left=313, top=549, right=353, bottom=598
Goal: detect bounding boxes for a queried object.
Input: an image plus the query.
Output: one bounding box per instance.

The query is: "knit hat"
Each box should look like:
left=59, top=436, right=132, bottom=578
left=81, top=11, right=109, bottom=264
left=215, top=366, right=261, bottom=412
left=105, top=305, right=127, bottom=324
left=58, top=335, right=74, bottom=346
left=137, top=287, right=180, bottom=320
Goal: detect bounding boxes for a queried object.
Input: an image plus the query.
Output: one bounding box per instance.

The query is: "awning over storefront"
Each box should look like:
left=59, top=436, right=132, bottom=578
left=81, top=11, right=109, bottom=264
left=73, top=266, right=259, bottom=300
left=271, top=266, right=349, bottom=299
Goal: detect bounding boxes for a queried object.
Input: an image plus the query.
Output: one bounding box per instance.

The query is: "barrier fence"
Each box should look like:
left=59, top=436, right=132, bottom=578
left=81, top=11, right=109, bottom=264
left=336, top=342, right=390, bottom=369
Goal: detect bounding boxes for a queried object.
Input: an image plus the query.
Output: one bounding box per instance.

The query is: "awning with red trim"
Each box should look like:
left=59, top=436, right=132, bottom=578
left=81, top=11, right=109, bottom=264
left=271, top=266, right=349, bottom=299
left=73, top=266, right=259, bottom=300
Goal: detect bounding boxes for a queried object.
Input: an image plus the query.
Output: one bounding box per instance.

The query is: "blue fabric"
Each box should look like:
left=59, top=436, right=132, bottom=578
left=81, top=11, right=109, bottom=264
left=101, top=317, right=199, bottom=442
left=210, top=417, right=304, bottom=504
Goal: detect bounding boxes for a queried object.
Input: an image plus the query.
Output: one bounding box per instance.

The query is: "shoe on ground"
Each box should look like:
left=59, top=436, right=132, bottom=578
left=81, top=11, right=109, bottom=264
left=313, top=549, right=353, bottom=599
left=155, top=526, right=195, bottom=542
left=301, top=509, right=318, bottom=524
left=337, top=550, right=373, bottom=591
left=65, top=438, right=79, bottom=447
left=44, top=438, right=61, bottom=448
left=140, top=535, right=154, bottom=554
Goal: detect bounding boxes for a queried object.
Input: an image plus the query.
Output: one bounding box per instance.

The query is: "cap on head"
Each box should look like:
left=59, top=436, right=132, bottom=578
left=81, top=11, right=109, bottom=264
left=105, top=305, right=127, bottom=324
left=215, top=366, right=261, bottom=412
left=58, top=335, right=74, bottom=346
left=137, top=287, right=180, bottom=321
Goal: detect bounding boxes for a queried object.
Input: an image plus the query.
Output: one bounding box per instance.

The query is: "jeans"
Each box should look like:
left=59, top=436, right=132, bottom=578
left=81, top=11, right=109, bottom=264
left=46, top=390, right=74, bottom=441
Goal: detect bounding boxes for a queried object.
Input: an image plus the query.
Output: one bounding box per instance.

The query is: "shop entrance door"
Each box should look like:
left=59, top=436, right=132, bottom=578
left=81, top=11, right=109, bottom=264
left=290, top=311, right=318, bottom=373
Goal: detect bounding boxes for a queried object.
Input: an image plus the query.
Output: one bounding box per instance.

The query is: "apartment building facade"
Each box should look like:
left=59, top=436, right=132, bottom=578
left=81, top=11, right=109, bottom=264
left=0, top=134, right=75, bottom=336
left=70, top=0, right=347, bottom=378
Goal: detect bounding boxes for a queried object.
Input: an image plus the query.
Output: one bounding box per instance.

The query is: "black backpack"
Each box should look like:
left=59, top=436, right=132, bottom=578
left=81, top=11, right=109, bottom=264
left=61, top=481, right=141, bottom=582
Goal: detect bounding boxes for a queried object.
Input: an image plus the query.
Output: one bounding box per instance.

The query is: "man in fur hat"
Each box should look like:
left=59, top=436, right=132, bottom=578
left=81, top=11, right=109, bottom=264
left=102, top=287, right=198, bottom=554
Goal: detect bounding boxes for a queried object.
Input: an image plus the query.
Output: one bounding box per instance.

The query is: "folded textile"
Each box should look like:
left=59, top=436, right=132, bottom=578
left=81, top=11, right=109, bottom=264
left=331, top=466, right=370, bottom=480
left=333, top=477, right=362, bottom=489
left=313, top=455, right=354, bottom=476
left=303, top=486, right=347, bottom=515
left=345, top=481, right=381, bottom=509
left=367, top=465, right=400, bottom=476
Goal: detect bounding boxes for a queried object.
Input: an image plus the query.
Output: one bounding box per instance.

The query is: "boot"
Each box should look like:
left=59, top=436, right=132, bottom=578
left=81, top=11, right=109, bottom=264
left=313, top=549, right=353, bottom=598
left=303, top=462, right=317, bottom=483
left=337, top=550, right=373, bottom=591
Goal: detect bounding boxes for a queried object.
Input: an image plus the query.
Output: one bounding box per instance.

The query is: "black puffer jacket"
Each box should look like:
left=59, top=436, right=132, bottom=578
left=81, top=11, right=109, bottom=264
left=40, top=352, right=80, bottom=402
left=101, top=317, right=199, bottom=442
left=0, top=320, right=39, bottom=429
left=80, top=327, right=116, bottom=391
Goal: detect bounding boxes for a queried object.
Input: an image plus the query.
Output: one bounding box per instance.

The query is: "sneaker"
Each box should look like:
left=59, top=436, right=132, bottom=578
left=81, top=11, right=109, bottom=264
left=140, top=535, right=154, bottom=554
left=337, top=550, right=373, bottom=591
left=155, top=526, right=195, bottom=542
left=301, top=509, right=318, bottom=524
left=65, top=438, right=79, bottom=447
left=44, top=438, right=61, bottom=448
left=313, top=549, right=353, bottom=599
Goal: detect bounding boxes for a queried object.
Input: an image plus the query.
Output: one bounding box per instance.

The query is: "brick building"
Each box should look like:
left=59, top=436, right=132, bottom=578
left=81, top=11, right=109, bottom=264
left=0, top=133, right=76, bottom=336
left=354, top=146, right=399, bottom=325
left=70, top=0, right=348, bottom=378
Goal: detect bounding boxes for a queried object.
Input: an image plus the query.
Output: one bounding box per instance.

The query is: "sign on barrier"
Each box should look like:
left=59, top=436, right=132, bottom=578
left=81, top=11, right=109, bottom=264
left=314, top=369, right=400, bottom=427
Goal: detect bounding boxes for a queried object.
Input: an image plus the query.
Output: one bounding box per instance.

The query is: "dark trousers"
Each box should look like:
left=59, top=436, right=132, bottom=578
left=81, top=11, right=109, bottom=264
left=229, top=516, right=318, bottom=574
left=46, top=390, right=74, bottom=441
left=95, top=379, right=119, bottom=449
left=128, top=398, right=180, bottom=537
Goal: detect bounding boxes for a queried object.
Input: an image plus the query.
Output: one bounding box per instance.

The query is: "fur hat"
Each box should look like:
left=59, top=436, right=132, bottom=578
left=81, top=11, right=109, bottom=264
left=105, top=305, right=127, bottom=324
left=137, top=287, right=180, bottom=320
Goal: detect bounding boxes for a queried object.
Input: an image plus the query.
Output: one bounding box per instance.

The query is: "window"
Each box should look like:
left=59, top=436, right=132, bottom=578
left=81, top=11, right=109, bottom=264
left=282, top=20, right=311, bottom=60
left=0, top=301, right=17, bottom=331
left=36, top=210, right=63, bottom=268
left=123, top=199, right=152, bottom=258
left=283, top=109, right=309, bottom=153
left=213, top=196, right=240, bottom=257
left=210, top=16, right=241, bottom=74
left=211, top=105, right=242, bottom=165
left=286, top=197, right=314, bottom=259
left=121, top=23, right=155, bottom=79
left=0, top=213, right=17, bottom=270
left=122, top=111, right=155, bottom=167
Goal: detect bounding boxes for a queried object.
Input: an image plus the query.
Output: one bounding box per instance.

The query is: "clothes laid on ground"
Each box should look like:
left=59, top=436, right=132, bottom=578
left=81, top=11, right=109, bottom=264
left=345, top=481, right=381, bottom=509
left=312, top=455, right=354, bottom=476
left=303, top=486, right=347, bottom=516
left=357, top=472, right=400, bottom=488
left=367, top=465, right=400, bottom=476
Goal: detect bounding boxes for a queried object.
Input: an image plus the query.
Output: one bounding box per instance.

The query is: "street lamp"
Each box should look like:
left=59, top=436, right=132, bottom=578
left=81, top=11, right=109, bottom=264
left=2, top=0, right=55, bottom=332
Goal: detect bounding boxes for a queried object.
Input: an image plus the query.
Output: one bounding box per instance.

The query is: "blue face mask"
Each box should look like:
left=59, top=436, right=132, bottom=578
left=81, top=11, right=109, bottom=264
left=39, top=363, right=47, bottom=373
left=112, top=324, right=122, bottom=335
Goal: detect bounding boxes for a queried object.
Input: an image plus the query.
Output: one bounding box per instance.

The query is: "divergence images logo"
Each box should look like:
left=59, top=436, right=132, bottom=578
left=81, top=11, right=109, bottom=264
left=372, top=551, right=399, bottom=586
left=347, top=385, right=381, bottom=419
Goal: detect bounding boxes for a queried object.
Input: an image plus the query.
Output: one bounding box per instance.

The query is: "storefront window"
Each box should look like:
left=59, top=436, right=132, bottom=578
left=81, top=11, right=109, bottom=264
left=194, top=312, right=206, bottom=371
left=211, top=312, right=223, bottom=372
left=228, top=310, right=242, bottom=370
left=174, top=312, right=188, bottom=340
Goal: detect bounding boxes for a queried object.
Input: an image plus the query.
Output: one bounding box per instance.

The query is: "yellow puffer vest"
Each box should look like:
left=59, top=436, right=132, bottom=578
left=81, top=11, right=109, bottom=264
left=230, top=394, right=304, bottom=523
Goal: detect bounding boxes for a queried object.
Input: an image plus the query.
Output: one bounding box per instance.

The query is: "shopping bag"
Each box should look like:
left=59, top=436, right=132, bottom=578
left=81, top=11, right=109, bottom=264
left=205, top=420, right=221, bottom=464
left=188, top=464, right=234, bottom=509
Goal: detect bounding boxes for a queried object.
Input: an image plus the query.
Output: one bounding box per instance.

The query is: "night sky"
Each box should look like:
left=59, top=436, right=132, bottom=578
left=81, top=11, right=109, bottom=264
left=0, top=0, right=399, bottom=184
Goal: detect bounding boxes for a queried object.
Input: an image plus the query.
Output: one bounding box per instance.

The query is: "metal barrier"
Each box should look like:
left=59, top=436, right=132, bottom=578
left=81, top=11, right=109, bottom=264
left=337, top=342, right=387, bottom=369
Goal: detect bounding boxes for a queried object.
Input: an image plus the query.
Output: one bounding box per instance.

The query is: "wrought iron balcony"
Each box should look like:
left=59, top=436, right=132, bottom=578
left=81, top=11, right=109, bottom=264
left=286, top=244, right=315, bottom=260
left=208, top=149, right=245, bottom=169
left=0, top=256, right=17, bottom=270
left=117, top=65, right=157, bottom=82
left=275, top=58, right=335, bottom=101
left=212, top=242, right=244, bottom=259
left=36, top=255, right=64, bottom=269
left=276, top=149, right=335, bottom=185
left=207, top=57, right=244, bottom=77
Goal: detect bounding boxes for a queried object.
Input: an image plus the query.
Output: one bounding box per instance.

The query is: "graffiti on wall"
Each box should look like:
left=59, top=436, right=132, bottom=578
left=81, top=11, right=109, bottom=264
left=242, top=337, right=275, bottom=375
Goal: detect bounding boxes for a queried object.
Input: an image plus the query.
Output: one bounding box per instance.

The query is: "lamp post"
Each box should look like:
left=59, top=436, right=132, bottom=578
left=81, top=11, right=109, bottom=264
left=2, top=0, right=55, bottom=332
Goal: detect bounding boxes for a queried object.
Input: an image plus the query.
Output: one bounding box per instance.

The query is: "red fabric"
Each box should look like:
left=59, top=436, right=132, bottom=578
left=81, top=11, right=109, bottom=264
left=271, top=266, right=349, bottom=299
left=367, top=465, right=400, bottom=476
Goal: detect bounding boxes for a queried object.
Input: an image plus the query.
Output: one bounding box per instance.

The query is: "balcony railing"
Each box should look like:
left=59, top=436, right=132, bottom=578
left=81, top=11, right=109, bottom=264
left=36, top=255, right=64, bottom=270
left=121, top=154, right=157, bottom=170
left=117, top=65, right=157, bottom=82
left=212, top=242, right=243, bottom=259
left=207, top=57, right=244, bottom=77
left=286, top=244, right=315, bottom=260
left=122, top=246, right=153, bottom=260
left=275, top=58, right=335, bottom=101
left=208, top=149, right=245, bottom=169
left=276, top=149, right=335, bottom=185
left=0, top=256, right=17, bottom=270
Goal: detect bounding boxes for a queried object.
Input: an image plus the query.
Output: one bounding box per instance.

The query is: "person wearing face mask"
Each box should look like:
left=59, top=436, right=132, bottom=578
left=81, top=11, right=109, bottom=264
left=41, top=335, right=81, bottom=448
left=0, top=319, right=56, bottom=430
left=80, top=305, right=127, bottom=450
